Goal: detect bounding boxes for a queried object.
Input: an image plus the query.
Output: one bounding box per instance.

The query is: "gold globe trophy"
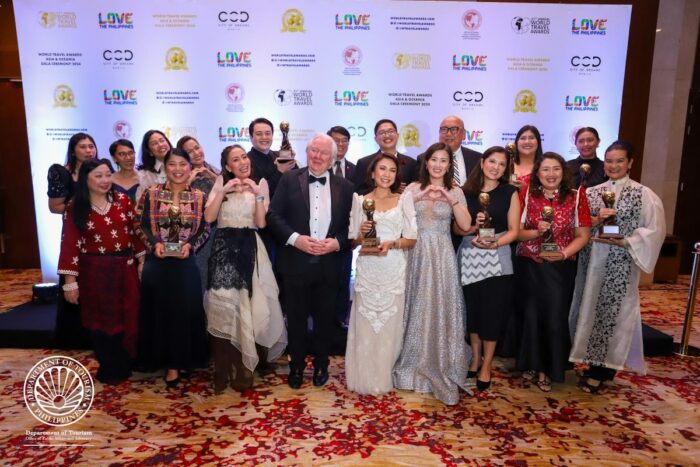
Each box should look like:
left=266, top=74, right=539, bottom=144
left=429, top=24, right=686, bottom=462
left=599, top=191, right=624, bottom=239
left=361, top=198, right=380, bottom=249
left=580, top=163, right=592, bottom=188
left=477, top=192, right=496, bottom=243
left=163, top=204, right=183, bottom=256
left=539, top=206, right=560, bottom=258
left=278, top=121, right=294, bottom=162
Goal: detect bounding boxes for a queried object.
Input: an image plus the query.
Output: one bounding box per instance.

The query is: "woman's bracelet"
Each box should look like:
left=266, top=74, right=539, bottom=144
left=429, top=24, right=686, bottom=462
left=451, top=200, right=459, bottom=207
left=62, top=282, right=78, bottom=292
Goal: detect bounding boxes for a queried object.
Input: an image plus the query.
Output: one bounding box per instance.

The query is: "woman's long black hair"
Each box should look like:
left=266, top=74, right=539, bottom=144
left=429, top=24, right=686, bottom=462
left=72, top=158, right=114, bottom=230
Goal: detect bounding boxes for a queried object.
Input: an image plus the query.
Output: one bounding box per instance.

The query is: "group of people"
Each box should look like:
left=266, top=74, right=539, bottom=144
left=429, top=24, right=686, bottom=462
left=50, top=115, right=666, bottom=405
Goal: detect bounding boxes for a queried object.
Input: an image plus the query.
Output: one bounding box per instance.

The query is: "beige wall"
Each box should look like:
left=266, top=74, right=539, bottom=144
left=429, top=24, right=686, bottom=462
left=641, top=0, right=700, bottom=231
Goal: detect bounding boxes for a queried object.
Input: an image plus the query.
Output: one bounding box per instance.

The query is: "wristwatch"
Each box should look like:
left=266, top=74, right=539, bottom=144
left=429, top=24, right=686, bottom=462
left=255, top=195, right=264, bottom=203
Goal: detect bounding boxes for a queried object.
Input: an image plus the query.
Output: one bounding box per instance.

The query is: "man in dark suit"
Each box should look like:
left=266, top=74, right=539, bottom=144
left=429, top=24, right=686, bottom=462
left=247, top=117, right=297, bottom=198
left=267, top=134, right=354, bottom=389
left=327, top=126, right=356, bottom=182
left=327, top=126, right=356, bottom=331
left=416, top=115, right=482, bottom=250
left=416, top=115, right=481, bottom=186
left=353, top=119, right=417, bottom=195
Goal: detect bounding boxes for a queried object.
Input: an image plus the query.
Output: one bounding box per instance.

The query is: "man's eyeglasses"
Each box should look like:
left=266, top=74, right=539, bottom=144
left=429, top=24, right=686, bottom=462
left=376, top=129, right=397, bottom=137
left=439, top=127, right=462, bottom=135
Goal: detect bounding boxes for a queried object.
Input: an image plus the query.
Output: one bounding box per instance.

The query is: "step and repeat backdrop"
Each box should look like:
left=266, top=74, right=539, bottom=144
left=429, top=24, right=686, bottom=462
left=14, top=0, right=631, bottom=280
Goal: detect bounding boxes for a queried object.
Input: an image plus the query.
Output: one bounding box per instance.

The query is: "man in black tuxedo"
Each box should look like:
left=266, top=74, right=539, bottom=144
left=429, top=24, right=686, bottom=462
left=267, top=134, right=354, bottom=389
left=247, top=117, right=297, bottom=198
left=353, top=119, right=417, bottom=195
left=327, top=126, right=356, bottom=331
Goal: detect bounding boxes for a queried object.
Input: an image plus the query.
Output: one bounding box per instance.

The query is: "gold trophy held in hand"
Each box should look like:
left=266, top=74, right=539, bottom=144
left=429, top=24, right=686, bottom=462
left=360, top=198, right=380, bottom=251
left=539, top=206, right=560, bottom=258
left=163, top=204, right=184, bottom=256
left=506, top=143, right=517, bottom=184
left=477, top=192, right=497, bottom=244
left=599, top=191, right=624, bottom=239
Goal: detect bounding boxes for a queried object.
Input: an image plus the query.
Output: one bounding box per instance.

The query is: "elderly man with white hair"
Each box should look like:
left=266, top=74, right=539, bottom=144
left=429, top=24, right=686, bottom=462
left=266, top=133, right=355, bottom=389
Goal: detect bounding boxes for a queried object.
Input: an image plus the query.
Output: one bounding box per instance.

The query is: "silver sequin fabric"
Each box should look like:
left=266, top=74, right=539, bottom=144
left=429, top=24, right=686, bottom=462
left=393, top=186, right=472, bottom=405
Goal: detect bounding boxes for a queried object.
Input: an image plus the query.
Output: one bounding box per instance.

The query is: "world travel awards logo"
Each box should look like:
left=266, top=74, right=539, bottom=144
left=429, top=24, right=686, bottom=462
left=511, top=16, right=550, bottom=35
left=281, top=9, right=305, bottom=33
left=23, top=356, right=94, bottom=446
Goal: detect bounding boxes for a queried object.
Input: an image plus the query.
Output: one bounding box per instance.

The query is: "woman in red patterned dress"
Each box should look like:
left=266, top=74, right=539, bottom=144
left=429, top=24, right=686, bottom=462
left=515, top=152, right=591, bottom=392
left=58, top=158, right=145, bottom=384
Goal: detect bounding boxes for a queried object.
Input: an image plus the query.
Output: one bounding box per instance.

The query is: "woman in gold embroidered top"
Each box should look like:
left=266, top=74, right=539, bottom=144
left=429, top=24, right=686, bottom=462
left=135, top=148, right=210, bottom=389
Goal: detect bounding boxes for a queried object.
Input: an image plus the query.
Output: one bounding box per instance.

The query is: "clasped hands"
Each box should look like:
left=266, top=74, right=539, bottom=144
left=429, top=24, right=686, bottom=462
left=154, top=242, right=192, bottom=259
left=294, top=236, right=339, bottom=256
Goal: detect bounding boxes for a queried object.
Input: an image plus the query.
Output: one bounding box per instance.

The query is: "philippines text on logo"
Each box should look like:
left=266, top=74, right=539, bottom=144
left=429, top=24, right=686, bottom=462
left=53, top=85, right=76, bottom=108
left=463, top=130, right=484, bottom=146
left=571, top=18, right=607, bottom=35
left=98, top=12, right=134, bottom=29
left=24, top=356, right=94, bottom=426
left=218, top=126, right=250, bottom=142
left=165, top=47, right=188, bottom=71
left=565, top=95, right=599, bottom=111
left=452, top=54, right=487, bottom=71
left=217, top=51, right=252, bottom=68
left=335, top=13, right=370, bottom=30
left=334, top=90, right=369, bottom=107
left=513, top=89, right=537, bottom=113
left=281, top=9, right=305, bottom=32
left=104, top=89, right=137, bottom=105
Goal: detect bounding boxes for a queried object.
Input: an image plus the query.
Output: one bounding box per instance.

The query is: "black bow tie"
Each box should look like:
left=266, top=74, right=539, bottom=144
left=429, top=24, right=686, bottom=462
left=309, top=175, right=327, bottom=185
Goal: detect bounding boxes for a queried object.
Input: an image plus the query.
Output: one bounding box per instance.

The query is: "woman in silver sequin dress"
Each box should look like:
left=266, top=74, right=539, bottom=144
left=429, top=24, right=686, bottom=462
left=393, top=142, right=474, bottom=405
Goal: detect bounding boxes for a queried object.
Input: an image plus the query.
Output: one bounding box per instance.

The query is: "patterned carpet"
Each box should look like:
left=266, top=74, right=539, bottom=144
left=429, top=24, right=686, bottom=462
left=0, top=269, right=699, bottom=465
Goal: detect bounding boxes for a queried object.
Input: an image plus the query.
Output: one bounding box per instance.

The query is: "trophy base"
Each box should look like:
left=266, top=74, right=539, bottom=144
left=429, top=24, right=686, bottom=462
left=478, top=228, right=496, bottom=244
left=599, top=225, right=624, bottom=239
left=361, top=237, right=380, bottom=248
left=277, top=150, right=294, bottom=163
left=539, top=242, right=561, bottom=258
left=163, top=242, right=183, bottom=256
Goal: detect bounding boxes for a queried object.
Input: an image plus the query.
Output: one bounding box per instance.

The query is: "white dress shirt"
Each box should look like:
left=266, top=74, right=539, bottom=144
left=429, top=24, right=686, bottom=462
left=287, top=172, right=332, bottom=245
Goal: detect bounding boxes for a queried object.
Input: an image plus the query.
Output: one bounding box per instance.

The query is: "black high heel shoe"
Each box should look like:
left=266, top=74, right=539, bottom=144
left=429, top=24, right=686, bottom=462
left=164, top=375, right=180, bottom=389
left=476, top=378, right=491, bottom=391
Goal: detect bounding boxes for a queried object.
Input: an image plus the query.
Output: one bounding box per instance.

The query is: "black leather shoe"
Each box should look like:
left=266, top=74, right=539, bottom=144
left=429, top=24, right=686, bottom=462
left=313, top=367, right=329, bottom=387
left=288, top=368, right=304, bottom=389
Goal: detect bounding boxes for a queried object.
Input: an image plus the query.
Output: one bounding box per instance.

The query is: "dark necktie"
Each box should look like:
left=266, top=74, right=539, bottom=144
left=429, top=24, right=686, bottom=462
left=334, top=161, right=342, bottom=177
left=309, top=174, right=327, bottom=185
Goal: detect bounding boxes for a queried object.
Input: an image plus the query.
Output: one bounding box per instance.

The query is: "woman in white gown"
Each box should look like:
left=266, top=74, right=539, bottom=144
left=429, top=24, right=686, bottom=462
left=204, top=144, right=287, bottom=393
left=569, top=141, right=665, bottom=393
left=345, top=154, right=417, bottom=395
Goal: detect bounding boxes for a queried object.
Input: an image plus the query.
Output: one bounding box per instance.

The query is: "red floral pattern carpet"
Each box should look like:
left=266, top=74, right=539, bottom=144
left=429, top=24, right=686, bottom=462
left=0, top=271, right=698, bottom=465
